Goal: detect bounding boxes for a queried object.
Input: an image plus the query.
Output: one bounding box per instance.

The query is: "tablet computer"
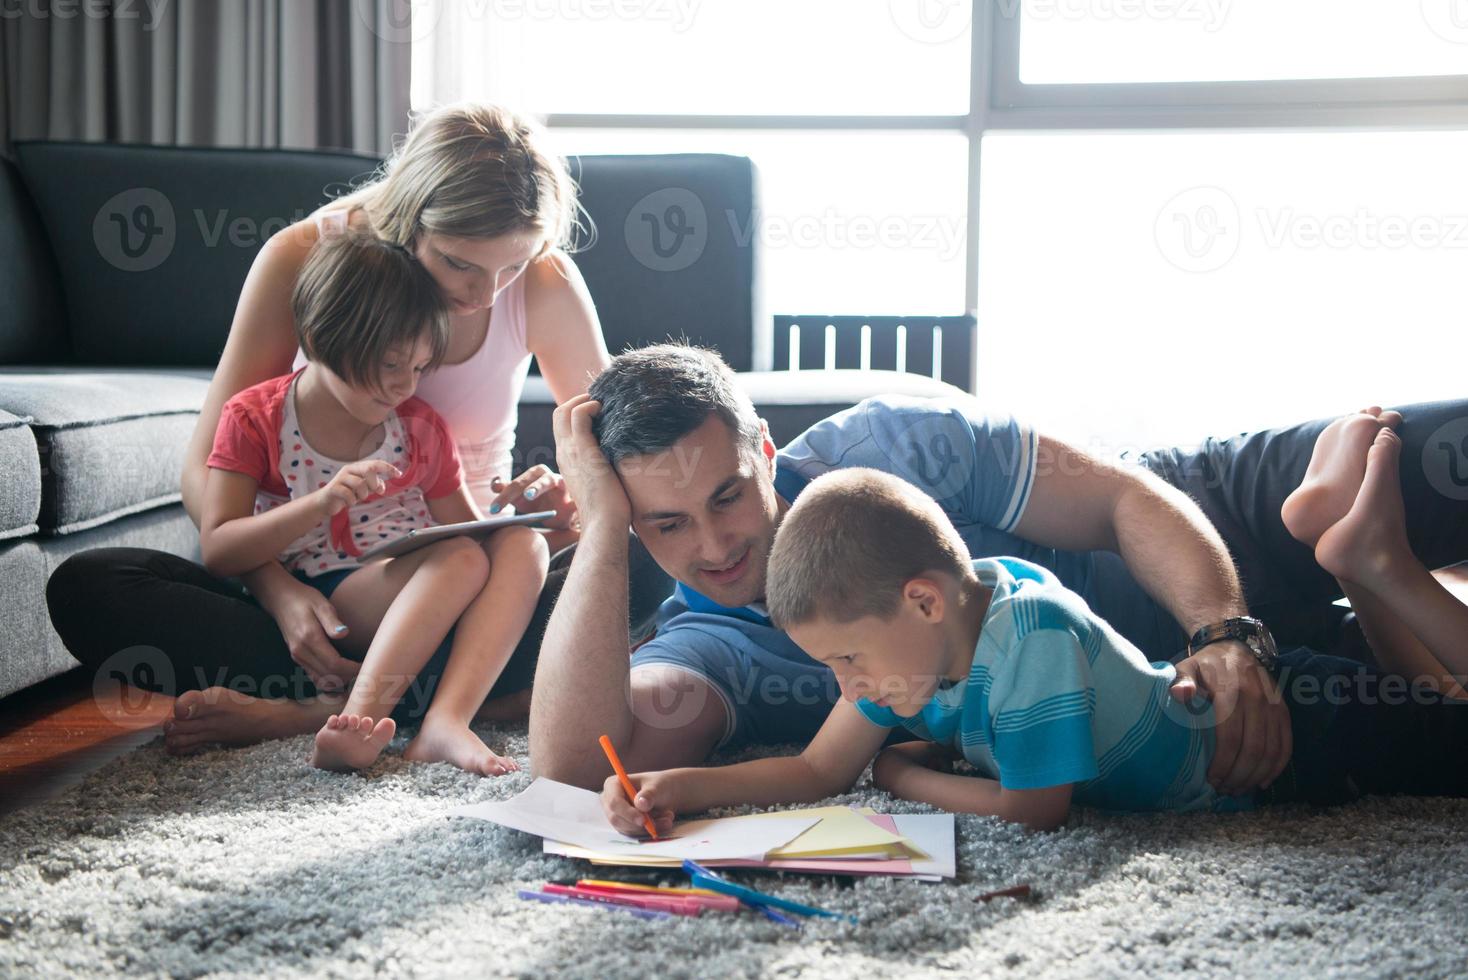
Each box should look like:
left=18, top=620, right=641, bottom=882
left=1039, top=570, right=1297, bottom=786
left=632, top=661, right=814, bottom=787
left=357, top=510, right=558, bottom=562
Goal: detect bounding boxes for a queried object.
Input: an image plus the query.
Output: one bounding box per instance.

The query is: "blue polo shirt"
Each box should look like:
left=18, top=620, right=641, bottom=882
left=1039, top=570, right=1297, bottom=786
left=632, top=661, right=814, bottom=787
left=628, top=394, right=1175, bottom=749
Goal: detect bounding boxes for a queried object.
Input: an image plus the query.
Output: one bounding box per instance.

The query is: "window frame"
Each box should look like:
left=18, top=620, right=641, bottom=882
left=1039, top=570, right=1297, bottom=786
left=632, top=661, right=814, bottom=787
left=416, top=1, right=1468, bottom=382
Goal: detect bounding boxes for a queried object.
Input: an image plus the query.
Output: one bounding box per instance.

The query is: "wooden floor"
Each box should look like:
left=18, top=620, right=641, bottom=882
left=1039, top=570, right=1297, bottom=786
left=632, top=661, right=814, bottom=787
left=0, top=669, right=175, bottom=817
left=3, top=564, right=1466, bottom=820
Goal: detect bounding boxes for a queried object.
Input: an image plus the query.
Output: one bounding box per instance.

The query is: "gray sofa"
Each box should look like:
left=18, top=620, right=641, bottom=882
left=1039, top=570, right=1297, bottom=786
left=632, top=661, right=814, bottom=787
left=0, top=141, right=970, bottom=701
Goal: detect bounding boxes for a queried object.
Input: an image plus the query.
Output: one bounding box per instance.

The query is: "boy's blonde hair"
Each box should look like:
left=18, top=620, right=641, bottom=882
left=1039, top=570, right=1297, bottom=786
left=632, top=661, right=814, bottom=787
left=293, top=230, right=449, bottom=392
left=339, top=103, right=582, bottom=254
left=767, top=468, right=974, bottom=628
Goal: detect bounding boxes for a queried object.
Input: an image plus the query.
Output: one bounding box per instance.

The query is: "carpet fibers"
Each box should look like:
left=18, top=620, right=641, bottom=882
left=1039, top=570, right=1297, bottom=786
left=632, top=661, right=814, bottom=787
left=1, top=723, right=1465, bottom=978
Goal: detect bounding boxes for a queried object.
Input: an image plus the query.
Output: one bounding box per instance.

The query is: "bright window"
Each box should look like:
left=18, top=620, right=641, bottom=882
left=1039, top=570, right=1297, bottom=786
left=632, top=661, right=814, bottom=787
left=1019, top=0, right=1468, bottom=84
left=978, top=129, right=1468, bottom=451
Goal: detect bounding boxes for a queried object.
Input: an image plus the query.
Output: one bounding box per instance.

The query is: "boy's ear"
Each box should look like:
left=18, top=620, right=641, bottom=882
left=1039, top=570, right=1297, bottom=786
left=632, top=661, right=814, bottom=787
left=904, top=577, right=946, bottom=623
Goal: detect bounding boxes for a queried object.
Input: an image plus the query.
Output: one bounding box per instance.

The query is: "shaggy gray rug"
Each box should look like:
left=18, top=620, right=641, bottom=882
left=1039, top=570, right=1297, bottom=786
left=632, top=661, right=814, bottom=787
left=2, top=723, right=1466, bottom=979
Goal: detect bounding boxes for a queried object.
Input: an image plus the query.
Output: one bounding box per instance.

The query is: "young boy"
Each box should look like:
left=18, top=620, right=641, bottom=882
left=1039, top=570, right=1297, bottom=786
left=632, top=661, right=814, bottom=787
left=602, top=446, right=1467, bottom=833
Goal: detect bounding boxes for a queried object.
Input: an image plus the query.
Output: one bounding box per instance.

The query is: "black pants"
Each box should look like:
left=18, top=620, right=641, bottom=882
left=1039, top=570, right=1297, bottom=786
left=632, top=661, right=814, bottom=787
left=1261, top=649, right=1468, bottom=805
left=1128, top=398, right=1468, bottom=660
left=45, top=535, right=674, bottom=725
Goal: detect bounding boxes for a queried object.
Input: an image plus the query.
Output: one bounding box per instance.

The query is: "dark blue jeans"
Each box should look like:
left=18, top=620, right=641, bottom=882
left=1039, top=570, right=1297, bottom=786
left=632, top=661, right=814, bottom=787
left=1261, top=648, right=1468, bottom=805
left=1101, top=399, right=1468, bottom=661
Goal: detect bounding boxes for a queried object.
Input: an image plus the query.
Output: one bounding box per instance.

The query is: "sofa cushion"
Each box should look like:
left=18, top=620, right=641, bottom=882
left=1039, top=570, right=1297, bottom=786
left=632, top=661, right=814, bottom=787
left=511, top=369, right=968, bottom=476
left=0, top=368, right=210, bottom=534
left=0, top=410, right=41, bottom=541
left=12, top=141, right=380, bottom=367
left=0, top=158, right=69, bottom=365
left=0, top=539, right=50, bottom=699
left=569, top=154, right=759, bottom=372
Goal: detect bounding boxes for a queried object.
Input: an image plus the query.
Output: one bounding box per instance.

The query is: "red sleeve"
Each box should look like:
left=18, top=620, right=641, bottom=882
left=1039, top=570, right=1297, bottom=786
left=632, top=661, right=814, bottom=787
left=206, top=395, right=273, bottom=483
left=400, top=399, right=464, bottom=500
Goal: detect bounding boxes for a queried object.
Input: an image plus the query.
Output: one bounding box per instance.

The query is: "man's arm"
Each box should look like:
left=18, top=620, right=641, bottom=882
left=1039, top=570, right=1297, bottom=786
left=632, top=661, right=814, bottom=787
left=1013, top=434, right=1290, bottom=795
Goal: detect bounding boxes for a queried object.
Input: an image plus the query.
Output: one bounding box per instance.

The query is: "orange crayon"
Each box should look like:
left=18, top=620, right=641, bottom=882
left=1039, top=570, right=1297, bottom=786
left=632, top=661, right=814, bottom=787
left=599, top=734, right=660, bottom=840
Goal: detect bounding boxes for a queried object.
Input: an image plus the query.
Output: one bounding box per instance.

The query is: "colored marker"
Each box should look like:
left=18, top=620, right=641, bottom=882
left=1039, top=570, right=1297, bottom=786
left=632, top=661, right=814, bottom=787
left=572, top=883, right=742, bottom=914
left=599, top=734, right=660, bottom=840
left=577, top=879, right=724, bottom=899
left=542, top=884, right=704, bottom=917
left=516, top=889, right=670, bottom=921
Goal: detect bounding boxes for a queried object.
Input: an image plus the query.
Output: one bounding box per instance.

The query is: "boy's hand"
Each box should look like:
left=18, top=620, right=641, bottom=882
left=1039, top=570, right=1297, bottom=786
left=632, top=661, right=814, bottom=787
left=316, top=460, right=401, bottom=517
left=600, top=770, right=680, bottom=838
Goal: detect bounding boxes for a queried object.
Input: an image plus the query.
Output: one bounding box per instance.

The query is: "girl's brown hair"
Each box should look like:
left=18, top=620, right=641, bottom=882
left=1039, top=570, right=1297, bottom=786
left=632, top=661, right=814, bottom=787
left=293, top=229, right=450, bottom=393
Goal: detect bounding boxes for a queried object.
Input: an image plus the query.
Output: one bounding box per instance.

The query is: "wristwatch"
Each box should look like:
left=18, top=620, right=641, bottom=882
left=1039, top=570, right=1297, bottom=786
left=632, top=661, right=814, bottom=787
left=1187, top=616, right=1280, bottom=675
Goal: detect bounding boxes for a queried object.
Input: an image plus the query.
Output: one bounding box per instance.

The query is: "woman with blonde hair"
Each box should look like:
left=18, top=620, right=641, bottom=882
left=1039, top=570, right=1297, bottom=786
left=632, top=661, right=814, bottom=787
left=47, top=103, right=670, bottom=754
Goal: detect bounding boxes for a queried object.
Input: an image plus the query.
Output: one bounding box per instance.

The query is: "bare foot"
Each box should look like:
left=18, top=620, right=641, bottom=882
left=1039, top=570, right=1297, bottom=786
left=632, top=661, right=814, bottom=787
left=1281, top=407, right=1403, bottom=548
left=403, top=718, right=519, bottom=776
left=1314, top=428, right=1414, bottom=590
left=163, top=688, right=340, bottom=756
left=310, top=713, right=396, bottom=772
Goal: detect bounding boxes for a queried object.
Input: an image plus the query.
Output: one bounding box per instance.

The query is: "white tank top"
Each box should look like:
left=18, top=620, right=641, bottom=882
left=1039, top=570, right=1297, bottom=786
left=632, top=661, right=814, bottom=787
left=293, top=210, right=533, bottom=512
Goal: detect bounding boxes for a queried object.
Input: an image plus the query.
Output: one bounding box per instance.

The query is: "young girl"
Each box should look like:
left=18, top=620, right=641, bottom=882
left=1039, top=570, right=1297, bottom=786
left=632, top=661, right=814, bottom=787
left=200, top=229, right=549, bottom=775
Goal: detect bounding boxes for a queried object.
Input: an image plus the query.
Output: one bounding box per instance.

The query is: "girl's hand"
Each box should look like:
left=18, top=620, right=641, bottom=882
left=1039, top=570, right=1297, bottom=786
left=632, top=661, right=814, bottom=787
left=316, top=460, right=401, bottom=517
left=601, top=770, right=680, bottom=838
left=487, top=466, right=577, bottom=530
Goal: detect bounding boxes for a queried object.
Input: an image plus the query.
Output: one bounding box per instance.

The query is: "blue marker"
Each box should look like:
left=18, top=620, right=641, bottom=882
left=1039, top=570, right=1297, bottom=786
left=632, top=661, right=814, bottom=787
left=681, top=859, right=857, bottom=924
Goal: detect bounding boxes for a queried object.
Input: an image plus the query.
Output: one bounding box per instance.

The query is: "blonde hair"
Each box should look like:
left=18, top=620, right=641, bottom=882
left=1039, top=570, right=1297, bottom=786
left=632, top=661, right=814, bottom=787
left=293, top=229, right=450, bottom=393
left=338, top=103, right=583, bottom=254
left=767, top=468, right=974, bottom=628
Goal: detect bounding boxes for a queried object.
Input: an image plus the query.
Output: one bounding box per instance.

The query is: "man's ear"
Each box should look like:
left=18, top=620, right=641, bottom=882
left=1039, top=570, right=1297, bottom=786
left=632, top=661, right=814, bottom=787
left=904, top=578, right=946, bottom=624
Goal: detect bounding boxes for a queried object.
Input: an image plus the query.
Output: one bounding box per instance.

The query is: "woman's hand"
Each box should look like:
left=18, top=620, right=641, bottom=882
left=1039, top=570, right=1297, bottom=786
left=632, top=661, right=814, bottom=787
left=600, top=769, right=681, bottom=838
left=246, top=566, right=360, bottom=693
left=487, top=466, right=577, bottom=530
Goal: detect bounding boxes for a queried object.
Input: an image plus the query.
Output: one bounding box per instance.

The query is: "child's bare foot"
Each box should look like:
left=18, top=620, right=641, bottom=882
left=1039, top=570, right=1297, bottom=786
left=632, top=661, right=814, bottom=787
left=164, top=688, right=338, bottom=755
left=1314, top=428, right=1414, bottom=590
left=403, top=717, right=519, bottom=776
left=310, top=713, right=396, bottom=772
left=1281, top=406, right=1403, bottom=547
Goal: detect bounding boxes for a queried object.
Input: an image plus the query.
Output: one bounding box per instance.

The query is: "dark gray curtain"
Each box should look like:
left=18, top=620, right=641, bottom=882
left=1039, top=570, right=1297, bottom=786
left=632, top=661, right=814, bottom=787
left=1, top=0, right=410, bottom=155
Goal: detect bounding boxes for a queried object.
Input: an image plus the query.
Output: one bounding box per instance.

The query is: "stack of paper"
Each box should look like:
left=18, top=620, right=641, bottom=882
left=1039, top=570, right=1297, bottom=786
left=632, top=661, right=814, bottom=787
left=451, top=779, right=954, bottom=881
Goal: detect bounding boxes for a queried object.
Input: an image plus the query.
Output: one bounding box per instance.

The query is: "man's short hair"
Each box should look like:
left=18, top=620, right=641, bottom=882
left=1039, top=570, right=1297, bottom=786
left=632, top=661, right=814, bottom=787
left=293, top=229, right=449, bottom=393
left=767, top=468, right=974, bottom=628
left=588, top=344, right=762, bottom=466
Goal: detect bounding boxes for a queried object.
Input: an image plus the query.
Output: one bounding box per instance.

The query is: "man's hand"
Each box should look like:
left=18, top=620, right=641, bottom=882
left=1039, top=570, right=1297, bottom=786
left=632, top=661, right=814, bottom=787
left=552, top=393, right=631, bottom=535
left=1170, top=640, right=1291, bottom=796
left=600, top=769, right=682, bottom=838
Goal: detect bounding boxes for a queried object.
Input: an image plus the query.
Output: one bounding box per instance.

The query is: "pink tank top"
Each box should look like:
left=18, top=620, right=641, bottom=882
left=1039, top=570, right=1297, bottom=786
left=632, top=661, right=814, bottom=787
left=293, top=210, right=533, bottom=512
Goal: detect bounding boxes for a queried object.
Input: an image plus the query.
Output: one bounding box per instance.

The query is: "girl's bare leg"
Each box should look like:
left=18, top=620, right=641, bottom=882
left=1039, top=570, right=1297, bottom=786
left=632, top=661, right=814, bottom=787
left=310, top=538, right=491, bottom=771
left=404, top=526, right=549, bottom=775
